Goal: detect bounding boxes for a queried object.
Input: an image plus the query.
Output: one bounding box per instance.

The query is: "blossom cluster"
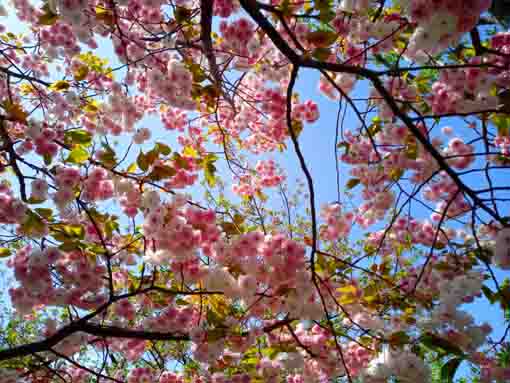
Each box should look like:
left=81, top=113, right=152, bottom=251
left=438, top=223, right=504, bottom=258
left=232, top=160, right=286, bottom=197
left=8, top=245, right=106, bottom=314
left=0, top=184, right=26, bottom=224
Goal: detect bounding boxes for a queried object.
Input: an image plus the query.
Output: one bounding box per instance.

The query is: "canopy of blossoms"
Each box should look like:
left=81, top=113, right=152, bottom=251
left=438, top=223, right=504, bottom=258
left=0, top=0, right=509, bottom=382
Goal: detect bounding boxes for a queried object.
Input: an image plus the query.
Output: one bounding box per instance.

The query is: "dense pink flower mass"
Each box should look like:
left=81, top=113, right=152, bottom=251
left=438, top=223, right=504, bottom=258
left=0, top=0, right=510, bottom=382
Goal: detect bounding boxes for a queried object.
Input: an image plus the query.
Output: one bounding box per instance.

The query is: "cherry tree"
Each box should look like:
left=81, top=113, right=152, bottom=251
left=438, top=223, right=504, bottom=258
left=0, top=0, right=509, bottom=382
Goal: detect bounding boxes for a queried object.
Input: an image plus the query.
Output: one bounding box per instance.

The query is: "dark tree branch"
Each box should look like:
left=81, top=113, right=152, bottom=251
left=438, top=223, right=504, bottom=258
left=285, top=66, right=318, bottom=276
left=200, top=0, right=235, bottom=109
left=0, top=117, right=28, bottom=202
left=0, top=66, right=51, bottom=87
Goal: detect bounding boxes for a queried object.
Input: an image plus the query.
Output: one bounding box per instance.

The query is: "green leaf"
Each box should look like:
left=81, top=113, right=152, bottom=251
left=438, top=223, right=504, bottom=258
left=73, top=64, right=89, bottom=81
left=306, top=31, right=337, bottom=48
left=233, top=214, right=245, bottom=226
left=38, top=3, right=58, bottom=25
left=27, top=196, right=46, bottom=204
left=492, top=114, right=510, bottom=136
left=290, top=120, right=304, bottom=137
left=58, top=241, right=84, bottom=251
left=204, top=159, right=217, bottom=187
left=264, top=344, right=297, bottom=360
left=481, top=285, right=498, bottom=304
left=241, top=356, right=259, bottom=367
left=473, top=247, right=491, bottom=264
left=188, top=63, right=207, bottom=83
left=87, top=243, right=107, bottom=254
left=206, top=308, right=224, bottom=327
left=35, top=208, right=53, bottom=220
left=137, top=149, right=159, bottom=172
left=95, top=6, right=114, bottom=25
left=221, top=221, right=241, bottom=235
left=406, top=143, right=418, bottom=160
left=63, top=224, right=85, bottom=240
left=125, top=162, right=137, bottom=173
left=388, top=330, right=411, bottom=346
left=368, top=119, right=382, bottom=136
left=421, top=333, right=464, bottom=356
left=0, top=248, right=12, bottom=258
left=183, top=146, right=198, bottom=158
left=154, top=142, right=171, bottom=156
left=21, top=210, right=47, bottom=236
left=148, top=165, right=176, bottom=181
left=104, top=219, right=119, bottom=238
left=267, top=347, right=281, bottom=360
left=318, top=9, right=335, bottom=23
left=337, top=141, right=350, bottom=154
left=312, top=47, right=331, bottom=61
left=66, top=146, right=89, bottom=164
left=316, top=252, right=328, bottom=273
left=198, top=153, right=218, bottom=188
left=99, top=143, right=117, bottom=168
left=173, top=153, right=190, bottom=169
left=65, top=130, right=93, bottom=146
left=52, top=223, right=85, bottom=243
left=43, top=153, right=53, bottom=166
left=314, top=0, right=335, bottom=22
left=49, top=80, right=70, bottom=92
left=137, top=151, right=150, bottom=172
left=390, top=168, right=404, bottom=181
left=346, top=178, right=361, bottom=190
left=175, top=6, right=191, bottom=23
left=441, top=357, right=463, bottom=383
left=175, top=298, right=188, bottom=306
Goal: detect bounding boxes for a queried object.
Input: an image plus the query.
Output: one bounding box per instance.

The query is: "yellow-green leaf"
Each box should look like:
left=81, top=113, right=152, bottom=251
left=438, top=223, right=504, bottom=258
left=73, top=64, right=89, bottom=81
left=84, top=100, right=100, bottom=114
left=148, top=165, right=176, bottom=181
left=337, top=285, right=357, bottom=295
left=290, top=120, right=303, bottom=137
left=35, top=208, right=53, bottom=219
left=38, top=3, right=58, bottom=26
left=126, top=162, right=137, bottom=173
left=173, top=153, right=190, bottom=169
left=221, top=221, right=241, bottom=235
left=183, top=146, right=198, bottom=158
left=64, top=130, right=92, bottom=146
left=441, top=357, right=463, bottom=383
left=204, top=160, right=217, bottom=187
left=49, top=80, right=71, bottom=92
left=306, top=31, right=337, bottom=48
left=95, top=6, right=114, bottom=25
left=337, top=284, right=358, bottom=305
left=390, top=168, right=404, bottom=181
left=388, top=331, right=411, bottom=346
left=492, top=114, right=510, bottom=137
left=346, top=178, right=361, bottom=190
left=137, top=151, right=150, bottom=172
left=3, top=102, right=28, bottom=123
left=312, top=47, right=331, bottom=61
left=66, top=146, right=89, bottom=164
left=99, top=144, right=116, bottom=168
left=21, top=210, right=47, bottom=237
left=0, top=248, right=11, bottom=258
left=154, top=142, right=171, bottom=156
